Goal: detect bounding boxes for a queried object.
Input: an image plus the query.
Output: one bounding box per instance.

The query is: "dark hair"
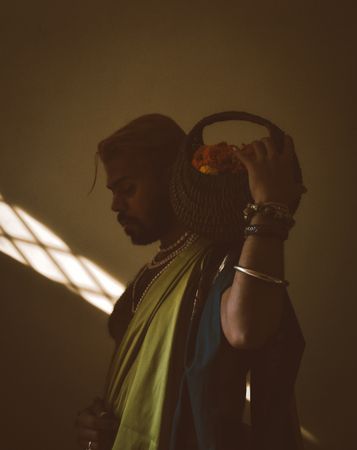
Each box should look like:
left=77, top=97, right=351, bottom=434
left=88, top=113, right=186, bottom=194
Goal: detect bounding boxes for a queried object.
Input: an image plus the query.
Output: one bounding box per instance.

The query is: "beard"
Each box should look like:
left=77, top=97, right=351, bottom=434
left=123, top=194, right=176, bottom=246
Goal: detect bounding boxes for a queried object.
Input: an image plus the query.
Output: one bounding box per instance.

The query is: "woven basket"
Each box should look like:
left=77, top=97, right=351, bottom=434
left=169, top=111, right=303, bottom=243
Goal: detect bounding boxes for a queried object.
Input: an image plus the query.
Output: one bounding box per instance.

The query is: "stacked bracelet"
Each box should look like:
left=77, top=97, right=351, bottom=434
left=243, top=202, right=295, bottom=228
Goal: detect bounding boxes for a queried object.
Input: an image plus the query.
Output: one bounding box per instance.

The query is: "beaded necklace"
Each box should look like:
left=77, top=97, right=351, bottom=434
left=147, top=232, right=196, bottom=269
left=131, top=233, right=198, bottom=314
left=158, top=231, right=190, bottom=252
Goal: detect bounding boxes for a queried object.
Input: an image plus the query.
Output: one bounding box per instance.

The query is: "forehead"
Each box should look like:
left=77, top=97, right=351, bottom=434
left=103, top=153, right=149, bottom=187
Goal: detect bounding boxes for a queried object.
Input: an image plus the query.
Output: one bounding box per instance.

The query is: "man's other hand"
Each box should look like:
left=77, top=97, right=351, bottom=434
left=75, top=397, right=119, bottom=450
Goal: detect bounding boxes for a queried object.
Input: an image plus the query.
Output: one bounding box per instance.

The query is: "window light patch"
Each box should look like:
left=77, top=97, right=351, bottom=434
left=79, top=290, right=114, bottom=314
left=80, top=256, right=124, bottom=299
left=14, top=240, right=68, bottom=283
left=0, top=236, right=27, bottom=264
left=15, top=207, right=69, bottom=250
left=0, top=202, right=35, bottom=241
left=48, top=249, right=99, bottom=290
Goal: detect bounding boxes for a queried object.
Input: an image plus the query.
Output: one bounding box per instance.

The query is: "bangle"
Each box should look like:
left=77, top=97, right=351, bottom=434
left=233, top=265, right=289, bottom=287
left=243, top=202, right=295, bottom=228
left=244, top=223, right=290, bottom=241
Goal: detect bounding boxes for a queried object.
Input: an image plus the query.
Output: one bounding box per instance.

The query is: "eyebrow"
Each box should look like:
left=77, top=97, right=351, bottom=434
left=106, top=176, right=134, bottom=190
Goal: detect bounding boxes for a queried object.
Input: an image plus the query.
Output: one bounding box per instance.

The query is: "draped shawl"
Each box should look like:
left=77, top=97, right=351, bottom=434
left=105, top=241, right=305, bottom=450
left=104, top=236, right=214, bottom=450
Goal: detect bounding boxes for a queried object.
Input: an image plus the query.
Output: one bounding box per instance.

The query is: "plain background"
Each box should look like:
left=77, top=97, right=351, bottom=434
left=1, top=1, right=356, bottom=449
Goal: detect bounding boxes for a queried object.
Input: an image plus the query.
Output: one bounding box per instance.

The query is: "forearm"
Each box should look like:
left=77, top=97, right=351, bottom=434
left=221, top=213, right=286, bottom=349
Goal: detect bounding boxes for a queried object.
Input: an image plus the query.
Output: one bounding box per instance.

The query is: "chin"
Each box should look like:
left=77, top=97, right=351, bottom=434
left=125, top=218, right=170, bottom=246
left=129, top=230, right=159, bottom=246
left=130, top=236, right=158, bottom=246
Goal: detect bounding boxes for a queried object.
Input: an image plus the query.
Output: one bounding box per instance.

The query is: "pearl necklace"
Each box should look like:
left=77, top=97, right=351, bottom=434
left=131, top=233, right=199, bottom=313
left=147, top=233, right=197, bottom=269
left=158, top=231, right=190, bottom=253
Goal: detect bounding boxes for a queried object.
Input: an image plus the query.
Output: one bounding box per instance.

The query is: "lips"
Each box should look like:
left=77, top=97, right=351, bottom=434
left=117, top=216, right=136, bottom=228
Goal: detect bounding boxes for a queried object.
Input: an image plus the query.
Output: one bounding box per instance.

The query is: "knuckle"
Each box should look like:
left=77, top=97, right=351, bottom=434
left=285, top=134, right=295, bottom=147
left=88, top=416, right=97, bottom=428
left=77, top=427, right=89, bottom=439
left=93, top=430, right=100, bottom=440
left=261, top=136, right=271, bottom=144
left=78, top=439, right=90, bottom=449
left=252, top=140, right=264, bottom=150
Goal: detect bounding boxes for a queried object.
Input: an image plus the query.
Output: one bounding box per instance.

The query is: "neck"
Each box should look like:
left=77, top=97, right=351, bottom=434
left=159, top=219, right=190, bottom=249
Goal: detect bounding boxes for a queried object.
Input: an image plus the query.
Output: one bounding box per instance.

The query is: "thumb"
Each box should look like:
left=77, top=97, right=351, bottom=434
left=234, top=144, right=253, bottom=167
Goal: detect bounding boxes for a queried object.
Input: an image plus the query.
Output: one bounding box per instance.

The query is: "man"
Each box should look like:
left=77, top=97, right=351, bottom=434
left=75, top=113, right=306, bottom=450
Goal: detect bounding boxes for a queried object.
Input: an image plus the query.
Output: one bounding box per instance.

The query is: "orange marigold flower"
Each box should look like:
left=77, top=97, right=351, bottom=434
left=192, top=141, right=247, bottom=175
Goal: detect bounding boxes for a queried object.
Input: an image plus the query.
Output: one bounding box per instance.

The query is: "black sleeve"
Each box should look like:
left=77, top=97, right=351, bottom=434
left=249, top=290, right=306, bottom=450
left=107, top=283, right=133, bottom=344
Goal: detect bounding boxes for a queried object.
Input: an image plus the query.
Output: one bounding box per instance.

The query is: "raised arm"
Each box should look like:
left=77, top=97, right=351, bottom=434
left=220, top=134, right=306, bottom=349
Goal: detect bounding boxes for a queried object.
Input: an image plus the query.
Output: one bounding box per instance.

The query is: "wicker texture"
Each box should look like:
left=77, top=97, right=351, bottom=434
left=169, top=111, right=303, bottom=243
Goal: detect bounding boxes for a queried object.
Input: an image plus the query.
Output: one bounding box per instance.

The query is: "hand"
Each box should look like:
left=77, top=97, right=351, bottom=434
left=75, top=397, right=119, bottom=450
left=235, top=134, right=307, bottom=206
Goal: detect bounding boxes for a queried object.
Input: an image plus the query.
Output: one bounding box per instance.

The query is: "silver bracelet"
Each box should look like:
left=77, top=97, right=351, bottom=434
left=233, top=265, right=289, bottom=287
left=243, top=202, right=295, bottom=228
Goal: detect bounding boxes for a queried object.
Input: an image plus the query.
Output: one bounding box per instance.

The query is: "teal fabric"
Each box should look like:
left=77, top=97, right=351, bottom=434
left=170, top=254, right=249, bottom=450
left=170, top=251, right=305, bottom=450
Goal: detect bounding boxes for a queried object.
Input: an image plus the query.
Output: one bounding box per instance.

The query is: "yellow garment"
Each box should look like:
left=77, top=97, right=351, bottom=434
left=105, top=236, right=212, bottom=450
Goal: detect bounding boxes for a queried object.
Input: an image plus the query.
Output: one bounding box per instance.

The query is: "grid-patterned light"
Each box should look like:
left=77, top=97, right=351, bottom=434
left=0, top=235, right=27, bottom=264
left=0, top=194, right=124, bottom=313
left=0, top=202, right=35, bottom=241
left=16, top=207, right=69, bottom=250
left=15, top=240, right=68, bottom=283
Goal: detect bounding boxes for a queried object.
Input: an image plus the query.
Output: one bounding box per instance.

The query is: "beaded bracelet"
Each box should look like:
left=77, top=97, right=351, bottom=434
left=243, top=202, right=295, bottom=228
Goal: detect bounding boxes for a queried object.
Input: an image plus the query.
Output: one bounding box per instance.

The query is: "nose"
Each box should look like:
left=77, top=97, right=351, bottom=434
left=111, top=193, right=128, bottom=213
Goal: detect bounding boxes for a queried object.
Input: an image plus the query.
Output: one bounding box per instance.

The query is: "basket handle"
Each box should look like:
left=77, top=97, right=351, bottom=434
left=187, top=110, right=286, bottom=154
left=186, top=110, right=303, bottom=187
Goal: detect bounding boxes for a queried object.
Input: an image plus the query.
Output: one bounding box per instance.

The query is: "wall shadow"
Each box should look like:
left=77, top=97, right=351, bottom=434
left=0, top=252, right=114, bottom=450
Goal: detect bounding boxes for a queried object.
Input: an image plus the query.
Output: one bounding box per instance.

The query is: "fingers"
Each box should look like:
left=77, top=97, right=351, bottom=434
left=235, top=143, right=255, bottom=169
left=77, top=427, right=100, bottom=442
left=77, top=438, right=98, bottom=449
left=91, top=397, right=106, bottom=415
left=96, top=417, right=119, bottom=431
left=236, top=137, right=276, bottom=166
left=79, top=440, right=112, bottom=450
left=76, top=408, right=97, bottom=429
left=244, top=134, right=295, bottom=161
left=251, top=140, right=268, bottom=162
left=284, top=133, right=295, bottom=150
left=75, top=400, right=119, bottom=450
left=261, top=137, right=278, bottom=159
left=76, top=410, right=118, bottom=431
left=280, top=134, right=296, bottom=161
left=260, top=135, right=293, bottom=160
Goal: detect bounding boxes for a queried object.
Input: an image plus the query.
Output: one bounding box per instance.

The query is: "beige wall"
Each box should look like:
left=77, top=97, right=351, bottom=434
left=0, top=253, right=114, bottom=450
left=1, top=1, right=356, bottom=449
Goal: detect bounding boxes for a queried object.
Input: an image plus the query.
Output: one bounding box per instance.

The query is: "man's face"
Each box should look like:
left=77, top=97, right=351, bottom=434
left=104, top=152, right=175, bottom=245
